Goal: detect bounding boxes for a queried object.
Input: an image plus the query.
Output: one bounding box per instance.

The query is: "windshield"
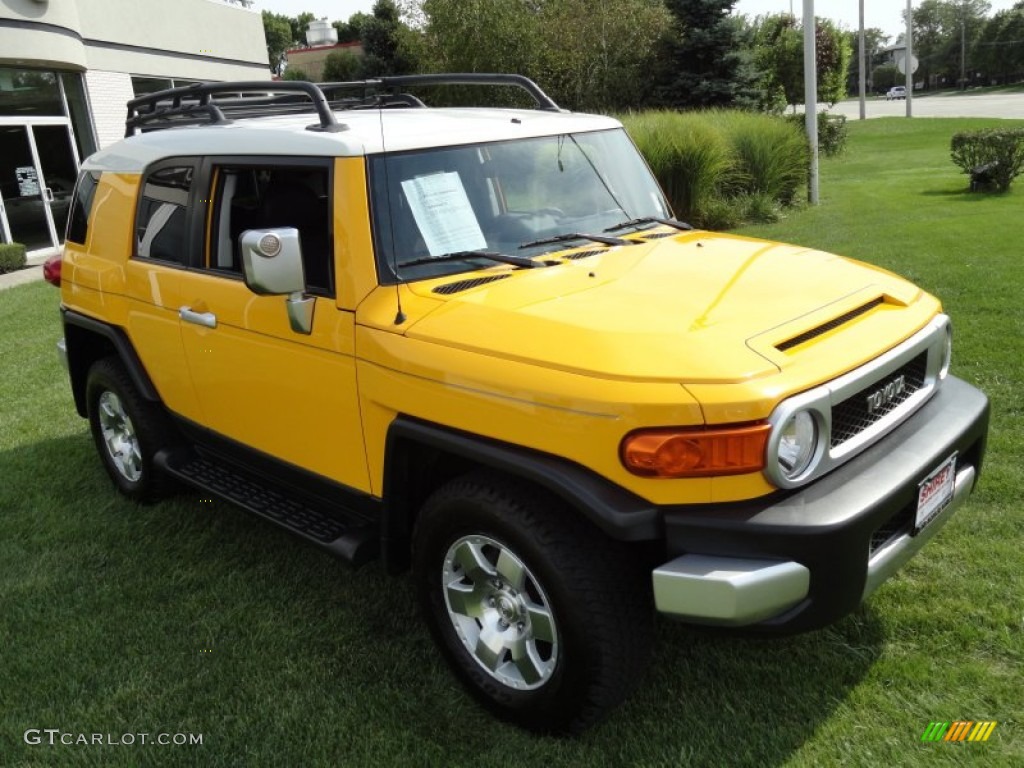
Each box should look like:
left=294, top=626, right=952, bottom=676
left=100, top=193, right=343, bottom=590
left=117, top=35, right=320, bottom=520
left=369, top=128, right=671, bottom=283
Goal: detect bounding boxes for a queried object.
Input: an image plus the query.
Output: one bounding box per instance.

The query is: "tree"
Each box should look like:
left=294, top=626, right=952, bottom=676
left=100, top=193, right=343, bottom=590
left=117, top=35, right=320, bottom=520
left=975, top=7, right=1024, bottom=85
left=289, top=12, right=317, bottom=46
left=262, top=11, right=293, bottom=75
left=751, top=14, right=804, bottom=111
left=751, top=13, right=853, bottom=110
left=845, top=27, right=889, bottom=95
left=361, top=0, right=417, bottom=77
left=910, top=0, right=991, bottom=89
left=651, top=0, right=760, bottom=109
left=420, top=0, right=669, bottom=112
left=816, top=18, right=852, bottom=105
left=871, top=63, right=900, bottom=92
left=333, top=12, right=372, bottom=44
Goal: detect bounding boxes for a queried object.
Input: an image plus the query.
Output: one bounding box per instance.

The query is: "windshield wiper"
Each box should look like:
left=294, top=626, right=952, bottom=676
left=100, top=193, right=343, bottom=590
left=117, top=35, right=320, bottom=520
left=603, top=216, right=693, bottom=233
left=398, top=249, right=545, bottom=269
left=519, top=232, right=635, bottom=249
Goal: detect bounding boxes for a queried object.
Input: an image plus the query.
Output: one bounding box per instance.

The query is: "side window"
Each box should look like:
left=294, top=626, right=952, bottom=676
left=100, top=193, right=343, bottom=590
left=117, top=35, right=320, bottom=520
left=208, top=164, right=333, bottom=296
left=136, top=165, right=193, bottom=263
left=65, top=170, right=100, bottom=245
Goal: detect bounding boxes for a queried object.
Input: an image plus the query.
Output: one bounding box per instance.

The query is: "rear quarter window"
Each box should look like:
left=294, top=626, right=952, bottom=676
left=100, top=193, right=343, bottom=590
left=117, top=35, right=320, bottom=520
left=136, top=165, right=194, bottom=264
left=65, top=170, right=101, bottom=246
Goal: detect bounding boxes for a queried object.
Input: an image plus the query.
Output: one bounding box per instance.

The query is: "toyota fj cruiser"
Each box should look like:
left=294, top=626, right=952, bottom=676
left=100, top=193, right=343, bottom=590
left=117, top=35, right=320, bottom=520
left=52, top=75, right=989, bottom=733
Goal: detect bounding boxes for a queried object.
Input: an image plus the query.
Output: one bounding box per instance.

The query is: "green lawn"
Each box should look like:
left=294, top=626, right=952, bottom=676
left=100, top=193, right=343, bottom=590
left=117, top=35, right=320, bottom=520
left=1, top=118, right=1022, bottom=766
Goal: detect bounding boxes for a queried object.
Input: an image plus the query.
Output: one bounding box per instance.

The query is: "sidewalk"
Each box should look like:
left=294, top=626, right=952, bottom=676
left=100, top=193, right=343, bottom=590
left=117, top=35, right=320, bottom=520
left=0, top=249, right=55, bottom=292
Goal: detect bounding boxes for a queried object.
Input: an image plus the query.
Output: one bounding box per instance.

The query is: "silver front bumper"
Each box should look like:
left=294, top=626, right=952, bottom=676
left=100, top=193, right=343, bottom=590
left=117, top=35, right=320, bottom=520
left=862, top=464, right=976, bottom=599
left=652, top=463, right=977, bottom=626
left=653, top=556, right=809, bottom=626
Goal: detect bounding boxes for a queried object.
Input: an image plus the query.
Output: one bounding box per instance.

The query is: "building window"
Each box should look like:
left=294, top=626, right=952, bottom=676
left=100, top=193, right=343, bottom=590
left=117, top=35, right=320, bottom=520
left=131, top=76, right=205, bottom=97
left=60, top=73, right=97, bottom=160
left=0, top=67, right=63, bottom=117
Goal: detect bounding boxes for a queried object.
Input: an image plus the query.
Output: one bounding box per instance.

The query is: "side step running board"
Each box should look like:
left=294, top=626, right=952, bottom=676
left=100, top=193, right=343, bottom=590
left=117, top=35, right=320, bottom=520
left=155, top=451, right=379, bottom=566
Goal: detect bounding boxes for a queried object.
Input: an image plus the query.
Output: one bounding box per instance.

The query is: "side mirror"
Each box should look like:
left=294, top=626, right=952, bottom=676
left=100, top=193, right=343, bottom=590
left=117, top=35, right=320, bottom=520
left=239, top=228, right=315, bottom=335
left=240, top=227, right=305, bottom=295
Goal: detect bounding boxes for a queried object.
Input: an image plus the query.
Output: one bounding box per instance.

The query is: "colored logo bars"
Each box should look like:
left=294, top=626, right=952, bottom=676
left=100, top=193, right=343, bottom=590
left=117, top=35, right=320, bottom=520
left=921, top=721, right=998, bottom=742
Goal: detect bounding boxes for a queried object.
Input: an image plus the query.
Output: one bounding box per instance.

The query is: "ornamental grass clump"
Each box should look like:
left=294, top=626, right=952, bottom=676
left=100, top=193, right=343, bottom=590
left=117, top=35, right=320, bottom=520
left=622, top=109, right=808, bottom=228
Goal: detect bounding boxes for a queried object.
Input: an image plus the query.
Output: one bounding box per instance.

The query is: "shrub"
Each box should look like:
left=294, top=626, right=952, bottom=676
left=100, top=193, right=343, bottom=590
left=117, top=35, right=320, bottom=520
left=696, top=198, right=742, bottom=230
left=322, top=50, right=363, bottom=82
left=950, top=128, right=1024, bottom=192
left=736, top=191, right=783, bottom=224
left=817, top=113, right=848, bottom=156
left=0, top=242, right=27, bottom=274
left=785, top=111, right=848, bottom=157
left=281, top=67, right=310, bottom=82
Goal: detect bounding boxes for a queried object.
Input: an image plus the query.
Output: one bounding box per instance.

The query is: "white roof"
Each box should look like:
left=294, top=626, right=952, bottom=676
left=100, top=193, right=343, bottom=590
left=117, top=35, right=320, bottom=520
left=84, top=108, right=622, bottom=173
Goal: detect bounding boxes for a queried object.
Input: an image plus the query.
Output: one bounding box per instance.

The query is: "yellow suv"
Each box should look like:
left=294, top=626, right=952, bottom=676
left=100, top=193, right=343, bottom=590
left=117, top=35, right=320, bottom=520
left=53, top=75, right=989, bottom=734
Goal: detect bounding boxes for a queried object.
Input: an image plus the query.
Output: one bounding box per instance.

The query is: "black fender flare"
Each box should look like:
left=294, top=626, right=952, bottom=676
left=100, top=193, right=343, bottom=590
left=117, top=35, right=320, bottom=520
left=380, top=415, right=661, bottom=571
left=61, top=308, right=160, bottom=417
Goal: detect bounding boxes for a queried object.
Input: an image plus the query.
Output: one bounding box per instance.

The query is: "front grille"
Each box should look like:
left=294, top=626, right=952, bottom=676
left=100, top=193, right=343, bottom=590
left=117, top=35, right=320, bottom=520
left=831, top=352, right=928, bottom=447
left=433, top=274, right=510, bottom=295
left=869, top=505, right=914, bottom=556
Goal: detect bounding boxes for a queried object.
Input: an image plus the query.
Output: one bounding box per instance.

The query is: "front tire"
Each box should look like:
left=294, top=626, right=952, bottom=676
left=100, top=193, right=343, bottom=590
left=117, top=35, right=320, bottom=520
left=86, top=357, right=174, bottom=502
left=412, top=471, right=653, bottom=734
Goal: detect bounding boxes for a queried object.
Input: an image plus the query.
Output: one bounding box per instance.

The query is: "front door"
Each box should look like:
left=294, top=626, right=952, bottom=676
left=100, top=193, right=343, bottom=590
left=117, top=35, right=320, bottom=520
left=0, top=123, right=79, bottom=252
left=171, top=159, right=370, bottom=492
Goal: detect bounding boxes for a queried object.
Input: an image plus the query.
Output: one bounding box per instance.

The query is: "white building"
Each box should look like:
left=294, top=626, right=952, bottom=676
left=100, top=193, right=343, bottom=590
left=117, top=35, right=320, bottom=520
left=0, top=0, right=269, bottom=255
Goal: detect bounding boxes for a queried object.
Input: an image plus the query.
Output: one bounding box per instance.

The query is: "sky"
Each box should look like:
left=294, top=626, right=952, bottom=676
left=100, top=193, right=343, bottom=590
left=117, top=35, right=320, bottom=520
left=256, top=0, right=1021, bottom=42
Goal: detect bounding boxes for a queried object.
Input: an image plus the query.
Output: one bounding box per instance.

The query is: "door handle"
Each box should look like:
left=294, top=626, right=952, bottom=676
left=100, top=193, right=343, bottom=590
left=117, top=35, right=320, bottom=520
left=44, top=187, right=54, bottom=203
left=179, top=306, right=217, bottom=328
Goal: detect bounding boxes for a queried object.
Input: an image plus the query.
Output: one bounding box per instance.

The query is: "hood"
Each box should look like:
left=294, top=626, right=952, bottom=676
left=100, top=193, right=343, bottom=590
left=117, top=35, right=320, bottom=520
left=404, top=232, right=926, bottom=384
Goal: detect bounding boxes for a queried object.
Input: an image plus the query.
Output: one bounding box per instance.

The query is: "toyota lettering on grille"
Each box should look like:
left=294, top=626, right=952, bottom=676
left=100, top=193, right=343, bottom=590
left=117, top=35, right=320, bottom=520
left=865, top=374, right=906, bottom=415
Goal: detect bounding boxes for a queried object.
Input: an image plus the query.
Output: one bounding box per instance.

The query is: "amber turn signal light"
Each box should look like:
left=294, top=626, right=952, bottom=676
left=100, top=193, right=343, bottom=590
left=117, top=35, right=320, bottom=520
left=621, top=423, right=770, bottom=478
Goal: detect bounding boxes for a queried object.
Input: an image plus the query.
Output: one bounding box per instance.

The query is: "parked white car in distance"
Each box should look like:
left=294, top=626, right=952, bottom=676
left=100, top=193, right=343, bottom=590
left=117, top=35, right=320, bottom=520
left=887, top=86, right=907, bottom=100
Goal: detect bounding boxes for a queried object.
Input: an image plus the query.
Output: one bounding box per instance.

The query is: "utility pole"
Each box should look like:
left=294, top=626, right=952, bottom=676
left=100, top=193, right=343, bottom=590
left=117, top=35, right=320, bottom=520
left=961, top=3, right=967, bottom=89
left=906, top=0, right=914, bottom=118
left=804, top=0, right=819, bottom=204
left=858, top=0, right=866, bottom=120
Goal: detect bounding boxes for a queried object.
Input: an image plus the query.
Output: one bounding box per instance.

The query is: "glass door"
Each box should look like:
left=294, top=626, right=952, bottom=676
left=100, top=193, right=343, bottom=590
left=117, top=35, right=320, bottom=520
left=0, top=123, right=79, bottom=252
left=32, top=125, right=79, bottom=243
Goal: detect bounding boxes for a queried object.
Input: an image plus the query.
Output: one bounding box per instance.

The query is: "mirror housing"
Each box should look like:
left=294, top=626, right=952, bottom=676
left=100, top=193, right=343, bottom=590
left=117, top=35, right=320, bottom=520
left=240, top=228, right=305, bottom=295
left=239, top=228, right=315, bottom=335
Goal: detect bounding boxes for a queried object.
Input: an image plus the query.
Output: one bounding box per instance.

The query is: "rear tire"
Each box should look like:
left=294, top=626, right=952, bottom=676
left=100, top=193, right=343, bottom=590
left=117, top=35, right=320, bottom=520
left=412, top=471, right=653, bottom=734
left=86, top=357, right=175, bottom=502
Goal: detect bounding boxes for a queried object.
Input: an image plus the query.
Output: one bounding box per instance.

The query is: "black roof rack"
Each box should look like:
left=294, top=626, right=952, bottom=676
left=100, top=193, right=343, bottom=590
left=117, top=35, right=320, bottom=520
left=124, top=73, right=562, bottom=137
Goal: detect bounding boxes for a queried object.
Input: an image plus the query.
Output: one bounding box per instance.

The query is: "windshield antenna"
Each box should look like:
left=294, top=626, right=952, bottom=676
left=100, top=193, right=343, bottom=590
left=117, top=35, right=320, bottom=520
left=567, top=134, right=630, bottom=220
left=377, top=89, right=406, bottom=325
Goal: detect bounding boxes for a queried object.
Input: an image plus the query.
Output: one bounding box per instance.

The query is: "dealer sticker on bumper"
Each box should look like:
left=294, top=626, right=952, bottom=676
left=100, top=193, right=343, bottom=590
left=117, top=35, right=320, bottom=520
left=916, top=453, right=957, bottom=533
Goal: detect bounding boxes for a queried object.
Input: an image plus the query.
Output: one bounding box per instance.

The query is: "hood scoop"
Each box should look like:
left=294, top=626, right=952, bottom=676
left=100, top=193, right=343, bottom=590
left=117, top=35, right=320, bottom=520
left=638, top=231, right=677, bottom=240
left=776, top=297, right=884, bottom=352
left=433, top=273, right=511, bottom=295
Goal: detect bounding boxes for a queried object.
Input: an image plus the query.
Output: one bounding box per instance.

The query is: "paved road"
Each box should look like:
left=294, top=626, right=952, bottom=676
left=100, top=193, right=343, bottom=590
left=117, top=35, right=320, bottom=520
left=831, top=91, right=1024, bottom=120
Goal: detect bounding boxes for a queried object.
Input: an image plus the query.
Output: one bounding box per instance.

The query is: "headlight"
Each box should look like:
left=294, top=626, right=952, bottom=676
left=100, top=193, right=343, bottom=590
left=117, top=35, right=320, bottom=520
left=776, top=411, right=819, bottom=482
left=939, top=324, right=952, bottom=380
